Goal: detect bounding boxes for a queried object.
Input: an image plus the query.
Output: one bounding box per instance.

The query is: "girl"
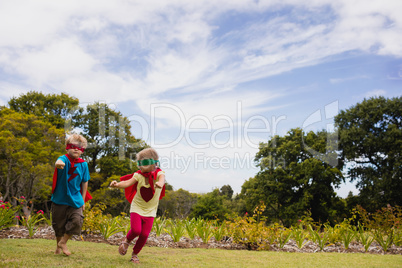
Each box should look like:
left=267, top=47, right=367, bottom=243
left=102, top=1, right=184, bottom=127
left=110, top=147, right=165, bottom=264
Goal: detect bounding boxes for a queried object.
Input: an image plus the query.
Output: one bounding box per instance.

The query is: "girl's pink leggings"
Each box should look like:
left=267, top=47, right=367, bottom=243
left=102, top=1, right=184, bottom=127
left=126, top=212, right=154, bottom=255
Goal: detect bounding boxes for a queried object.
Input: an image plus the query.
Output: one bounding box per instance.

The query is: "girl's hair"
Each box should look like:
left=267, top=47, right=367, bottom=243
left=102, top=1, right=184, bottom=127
left=65, top=134, right=88, bottom=148
left=136, top=148, right=159, bottom=161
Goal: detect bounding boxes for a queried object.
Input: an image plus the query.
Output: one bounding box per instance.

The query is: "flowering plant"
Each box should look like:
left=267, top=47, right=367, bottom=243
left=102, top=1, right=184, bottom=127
left=40, top=211, right=52, bottom=226
left=0, top=201, right=20, bottom=230
left=308, top=224, right=329, bottom=251
left=184, top=217, right=198, bottom=239
left=196, top=220, right=213, bottom=244
left=19, top=210, right=45, bottom=237
left=357, top=224, right=374, bottom=252
left=99, top=216, right=126, bottom=240
left=211, top=221, right=226, bottom=242
left=152, top=217, right=167, bottom=237
left=165, top=219, right=186, bottom=242
left=291, top=223, right=309, bottom=249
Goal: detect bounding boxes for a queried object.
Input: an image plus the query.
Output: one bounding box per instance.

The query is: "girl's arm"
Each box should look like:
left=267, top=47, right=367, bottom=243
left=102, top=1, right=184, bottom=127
left=155, top=173, right=165, bottom=188
left=110, top=175, right=137, bottom=189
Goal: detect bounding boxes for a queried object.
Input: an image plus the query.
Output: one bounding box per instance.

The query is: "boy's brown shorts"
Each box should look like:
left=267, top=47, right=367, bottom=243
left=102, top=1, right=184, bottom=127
left=51, top=203, right=84, bottom=237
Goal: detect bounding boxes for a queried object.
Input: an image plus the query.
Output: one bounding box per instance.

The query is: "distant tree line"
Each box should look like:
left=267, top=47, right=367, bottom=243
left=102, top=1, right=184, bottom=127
left=0, top=92, right=400, bottom=226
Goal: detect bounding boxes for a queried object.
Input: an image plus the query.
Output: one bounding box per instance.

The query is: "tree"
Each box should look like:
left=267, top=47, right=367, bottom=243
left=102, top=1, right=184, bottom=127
left=98, top=156, right=138, bottom=178
left=241, top=128, right=345, bottom=226
left=90, top=174, right=130, bottom=216
left=0, top=108, right=64, bottom=216
left=4, top=93, right=151, bottom=217
left=8, top=91, right=79, bottom=129
left=189, top=189, right=232, bottom=220
left=158, top=188, right=198, bottom=219
left=73, top=102, right=146, bottom=172
left=220, top=184, right=233, bottom=199
left=335, top=96, right=402, bottom=210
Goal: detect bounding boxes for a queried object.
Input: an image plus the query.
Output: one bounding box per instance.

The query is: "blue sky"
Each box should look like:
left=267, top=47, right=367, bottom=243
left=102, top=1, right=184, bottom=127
left=0, top=1, right=401, bottom=197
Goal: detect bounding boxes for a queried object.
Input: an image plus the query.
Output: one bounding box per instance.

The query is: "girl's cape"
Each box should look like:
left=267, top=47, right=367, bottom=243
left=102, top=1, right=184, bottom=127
left=52, top=154, right=92, bottom=202
left=120, top=168, right=165, bottom=203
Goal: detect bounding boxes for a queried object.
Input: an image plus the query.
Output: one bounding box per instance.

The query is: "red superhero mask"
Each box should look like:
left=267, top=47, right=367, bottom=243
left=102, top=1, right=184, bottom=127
left=66, top=143, right=85, bottom=152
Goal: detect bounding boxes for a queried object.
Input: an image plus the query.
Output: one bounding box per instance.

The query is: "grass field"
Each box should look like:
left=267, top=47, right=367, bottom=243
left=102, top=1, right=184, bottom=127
left=1, top=239, right=401, bottom=267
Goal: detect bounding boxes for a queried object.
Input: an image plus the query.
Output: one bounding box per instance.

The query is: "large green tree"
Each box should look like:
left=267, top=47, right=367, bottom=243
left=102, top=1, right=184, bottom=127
left=241, top=128, right=345, bottom=226
left=158, top=188, right=198, bottom=219
left=8, top=91, right=79, bottom=129
left=189, top=188, right=233, bottom=220
left=0, top=108, right=64, bottom=216
left=220, top=184, right=234, bottom=200
left=6, top=93, right=149, bottom=212
left=335, top=96, right=402, bottom=210
left=73, top=102, right=146, bottom=172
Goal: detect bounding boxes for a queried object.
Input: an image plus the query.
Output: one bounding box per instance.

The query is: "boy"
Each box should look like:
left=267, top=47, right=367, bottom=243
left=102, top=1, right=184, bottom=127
left=51, top=133, right=91, bottom=256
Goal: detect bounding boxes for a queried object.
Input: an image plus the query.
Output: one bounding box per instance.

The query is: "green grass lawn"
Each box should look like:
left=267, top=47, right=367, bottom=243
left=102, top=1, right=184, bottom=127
left=1, top=239, right=401, bottom=268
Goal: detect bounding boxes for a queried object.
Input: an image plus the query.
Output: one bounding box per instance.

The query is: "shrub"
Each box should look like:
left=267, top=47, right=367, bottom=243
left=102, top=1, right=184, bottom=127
left=82, top=202, right=107, bottom=234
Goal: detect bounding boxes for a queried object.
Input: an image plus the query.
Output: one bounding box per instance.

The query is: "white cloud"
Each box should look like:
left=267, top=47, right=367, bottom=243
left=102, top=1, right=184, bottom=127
left=11, top=39, right=98, bottom=85
left=76, top=17, right=108, bottom=33
left=1, top=0, right=401, bottom=195
left=365, top=90, right=386, bottom=98
left=0, top=82, right=30, bottom=106
left=1, top=0, right=401, bottom=102
left=134, top=88, right=284, bottom=136
left=329, top=75, right=369, bottom=84
left=157, top=140, right=260, bottom=193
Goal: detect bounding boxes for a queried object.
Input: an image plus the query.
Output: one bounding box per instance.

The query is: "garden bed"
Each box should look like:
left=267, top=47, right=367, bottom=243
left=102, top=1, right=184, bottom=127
left=1, top=226, right=401, bottom=255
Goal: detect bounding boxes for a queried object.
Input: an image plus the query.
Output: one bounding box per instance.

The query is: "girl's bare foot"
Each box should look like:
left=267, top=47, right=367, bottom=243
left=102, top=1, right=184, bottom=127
left=55, top=247, right=61, bottom=254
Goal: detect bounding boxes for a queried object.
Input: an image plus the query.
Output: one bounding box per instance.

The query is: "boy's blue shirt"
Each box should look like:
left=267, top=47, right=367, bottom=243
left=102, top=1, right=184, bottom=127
left=51, top=155, right=90, bottom=208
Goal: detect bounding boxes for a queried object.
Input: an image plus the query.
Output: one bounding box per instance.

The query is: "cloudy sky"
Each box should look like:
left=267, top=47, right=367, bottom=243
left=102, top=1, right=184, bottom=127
left=1, top=0, right=401, bottom=197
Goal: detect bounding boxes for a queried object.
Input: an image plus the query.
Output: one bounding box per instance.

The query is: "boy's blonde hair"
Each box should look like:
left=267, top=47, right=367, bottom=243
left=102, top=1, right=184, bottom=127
left=136, top=148, right=159, bottom=161
left=66, top=134, right=88, bottom=149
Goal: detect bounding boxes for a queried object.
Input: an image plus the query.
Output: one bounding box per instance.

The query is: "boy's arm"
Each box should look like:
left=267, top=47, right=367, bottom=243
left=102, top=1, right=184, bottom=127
left=81, top=181, right=88, bottom=210
left=55, top=159, right=65, bottom=169
left=155, top=173, right=165, bottom=188
left=110, top=175, right=137, bottom=189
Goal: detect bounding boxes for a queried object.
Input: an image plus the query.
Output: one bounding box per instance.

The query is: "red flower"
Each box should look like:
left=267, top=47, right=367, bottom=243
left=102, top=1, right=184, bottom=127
left=37, top=210, right=44, bottom=214
left=16, top=216, right=20, bottom=219
left=298, top=219, right=302, bottom=222
left=21, top=196, right=25, bottom=199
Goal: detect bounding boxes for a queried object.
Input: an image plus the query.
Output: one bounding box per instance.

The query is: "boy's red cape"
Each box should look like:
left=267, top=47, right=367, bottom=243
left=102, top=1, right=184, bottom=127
left=120, top=168, right=165, bottom=203
left=52, top=154, right=92, bottom=202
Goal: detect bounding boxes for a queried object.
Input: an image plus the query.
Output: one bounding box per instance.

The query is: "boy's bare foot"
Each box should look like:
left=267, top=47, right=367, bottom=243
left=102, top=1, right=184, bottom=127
left=57, top=241, right=71, bottom=256
left=55, top=237, right=62, bottom=254
left=58, top=234, right=73, bottom=256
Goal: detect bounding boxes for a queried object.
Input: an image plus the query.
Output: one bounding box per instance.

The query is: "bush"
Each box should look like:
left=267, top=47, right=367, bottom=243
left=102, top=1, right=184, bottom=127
left=82, top=202, right=107, bottom=234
